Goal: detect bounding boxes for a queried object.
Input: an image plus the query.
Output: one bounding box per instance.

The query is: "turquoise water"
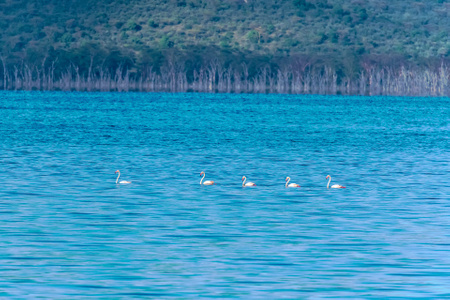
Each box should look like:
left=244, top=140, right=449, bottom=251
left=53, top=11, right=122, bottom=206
left=0, top=91, right=449, bottom=298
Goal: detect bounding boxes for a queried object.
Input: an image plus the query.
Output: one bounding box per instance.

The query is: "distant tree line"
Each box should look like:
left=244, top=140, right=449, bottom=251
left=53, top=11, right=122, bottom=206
left=0, top=47, right=449, bottom=96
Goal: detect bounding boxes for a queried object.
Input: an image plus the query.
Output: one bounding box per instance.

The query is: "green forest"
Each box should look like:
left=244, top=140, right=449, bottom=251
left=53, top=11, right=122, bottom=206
left=0, top=0, right=449, bottom=95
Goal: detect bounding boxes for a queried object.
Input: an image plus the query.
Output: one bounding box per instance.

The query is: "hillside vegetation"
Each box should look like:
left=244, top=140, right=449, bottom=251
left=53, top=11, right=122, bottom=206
left=0, top=0, right=449, bottom=95
left=1, top=0, right=449, bottom=58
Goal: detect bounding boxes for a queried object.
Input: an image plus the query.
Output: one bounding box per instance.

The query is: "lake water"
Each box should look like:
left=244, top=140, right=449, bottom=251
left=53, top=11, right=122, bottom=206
left=0, top=91, right=449, bottom=298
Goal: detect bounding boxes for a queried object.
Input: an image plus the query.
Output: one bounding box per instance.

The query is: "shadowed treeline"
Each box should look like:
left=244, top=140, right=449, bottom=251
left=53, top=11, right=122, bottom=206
left=1, top=53, right=449, bottom=96
left=1, top=0, right=449, bottom=96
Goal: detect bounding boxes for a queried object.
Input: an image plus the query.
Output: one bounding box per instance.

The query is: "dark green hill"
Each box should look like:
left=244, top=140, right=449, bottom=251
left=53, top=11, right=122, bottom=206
left=1, top=0, right=449, bottom=59
left=0, top=0, right=449, bottom=95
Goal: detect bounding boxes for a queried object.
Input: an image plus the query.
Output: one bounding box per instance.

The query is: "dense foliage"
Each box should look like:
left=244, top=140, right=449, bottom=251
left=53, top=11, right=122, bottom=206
left=0, top=0, right=449, bottom=95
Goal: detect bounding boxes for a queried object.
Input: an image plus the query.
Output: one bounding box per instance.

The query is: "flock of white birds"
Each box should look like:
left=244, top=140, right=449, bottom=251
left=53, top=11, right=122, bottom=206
left=115, top=170, right=346, bottom=189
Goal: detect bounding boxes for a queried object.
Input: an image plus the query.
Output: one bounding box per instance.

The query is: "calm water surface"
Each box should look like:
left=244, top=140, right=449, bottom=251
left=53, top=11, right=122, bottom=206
left=0, top=91, right=449, bottom=298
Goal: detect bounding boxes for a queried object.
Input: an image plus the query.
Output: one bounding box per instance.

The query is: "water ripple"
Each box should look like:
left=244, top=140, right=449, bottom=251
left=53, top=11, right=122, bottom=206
left=0, top=91, right=449, bottom=297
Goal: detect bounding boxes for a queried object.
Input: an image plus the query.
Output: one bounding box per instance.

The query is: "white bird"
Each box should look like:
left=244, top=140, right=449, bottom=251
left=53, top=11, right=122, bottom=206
left=115, top=170, right=131, bottom=184
left=285, top=177, right=300, bottom=188
left=200, top=172, right=215, bottom=185
left=242, top=176, right=256, bottom=187
left=326, top=175, right=345, bottom=189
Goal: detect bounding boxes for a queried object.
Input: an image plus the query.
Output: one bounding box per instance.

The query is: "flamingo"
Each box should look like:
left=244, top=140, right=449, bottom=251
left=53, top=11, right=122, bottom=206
left=242, top=176, right=256, bottom=187
left=285, top=177, right=300, bottom=188
left=115, top=170, right=131, bottom=184
left=326, top=175, right=345, bottom=189
left=200, top=172, right=215, bottom=185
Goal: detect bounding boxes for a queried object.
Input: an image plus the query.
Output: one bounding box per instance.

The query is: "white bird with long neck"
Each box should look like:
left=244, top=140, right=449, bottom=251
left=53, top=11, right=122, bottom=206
left=285, top=177, right=300, bottom=188
left=326, top=175, right=345, bottom=189
left=242, top=176, right=256, bottom=187
left=115, top=170, right=131, bottom=184
left=200, top=172, right=215, bottom=185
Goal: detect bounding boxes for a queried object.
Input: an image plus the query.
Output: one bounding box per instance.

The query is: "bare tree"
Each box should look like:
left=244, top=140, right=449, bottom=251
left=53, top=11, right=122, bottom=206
left=0, top=55, right=6, bottom=90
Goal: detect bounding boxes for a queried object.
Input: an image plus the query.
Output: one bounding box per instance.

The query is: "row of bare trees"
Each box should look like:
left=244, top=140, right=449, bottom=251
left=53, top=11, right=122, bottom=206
left=1, top=56, right=449, bottom=96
